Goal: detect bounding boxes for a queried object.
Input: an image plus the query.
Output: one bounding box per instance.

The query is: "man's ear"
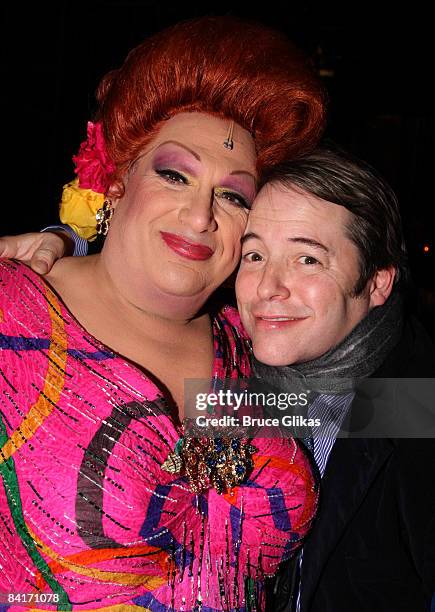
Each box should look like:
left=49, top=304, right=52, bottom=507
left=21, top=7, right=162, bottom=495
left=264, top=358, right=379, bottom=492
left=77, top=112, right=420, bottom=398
left=368, top=266, right=396, bottom=307
left=106, top=180, right=124, bottom=209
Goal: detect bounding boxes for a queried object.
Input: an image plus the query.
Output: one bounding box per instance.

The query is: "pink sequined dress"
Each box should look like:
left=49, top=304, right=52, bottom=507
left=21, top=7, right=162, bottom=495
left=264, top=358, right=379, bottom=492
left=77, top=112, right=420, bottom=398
left=0, top=261, right=318, bottom=611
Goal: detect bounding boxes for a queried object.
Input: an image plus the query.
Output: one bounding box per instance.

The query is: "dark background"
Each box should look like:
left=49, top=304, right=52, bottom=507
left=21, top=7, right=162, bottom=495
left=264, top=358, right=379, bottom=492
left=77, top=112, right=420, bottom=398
left=2, top=1, right=434, bottom=337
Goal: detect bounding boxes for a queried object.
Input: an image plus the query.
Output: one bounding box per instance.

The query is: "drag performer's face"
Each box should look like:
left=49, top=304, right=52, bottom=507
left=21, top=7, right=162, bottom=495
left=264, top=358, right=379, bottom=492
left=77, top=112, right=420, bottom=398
left=236, top=182, right=393, bottom=366
left=103, top=112, right=257, bottom=316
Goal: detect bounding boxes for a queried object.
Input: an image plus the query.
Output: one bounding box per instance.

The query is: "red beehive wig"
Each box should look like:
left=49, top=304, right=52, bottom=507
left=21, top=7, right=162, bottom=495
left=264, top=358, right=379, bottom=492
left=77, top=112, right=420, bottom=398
left=96, top=16, right=326, bottom=176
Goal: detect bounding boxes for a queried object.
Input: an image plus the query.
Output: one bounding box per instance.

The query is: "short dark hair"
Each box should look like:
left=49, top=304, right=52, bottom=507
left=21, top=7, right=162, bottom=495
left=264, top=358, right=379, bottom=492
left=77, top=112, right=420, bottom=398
left=262, top=144, right=409, bottom=295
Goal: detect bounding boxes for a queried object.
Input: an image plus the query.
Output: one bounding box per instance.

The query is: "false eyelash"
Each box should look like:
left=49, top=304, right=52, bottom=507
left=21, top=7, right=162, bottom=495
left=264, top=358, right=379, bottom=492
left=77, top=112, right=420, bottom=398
left=155, top=168, right=189, bottom=185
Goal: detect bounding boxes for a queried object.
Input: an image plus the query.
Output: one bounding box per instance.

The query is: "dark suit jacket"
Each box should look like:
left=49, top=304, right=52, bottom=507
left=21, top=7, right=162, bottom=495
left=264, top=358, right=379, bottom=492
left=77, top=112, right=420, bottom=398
left=269, top=317, right=435, bottom=611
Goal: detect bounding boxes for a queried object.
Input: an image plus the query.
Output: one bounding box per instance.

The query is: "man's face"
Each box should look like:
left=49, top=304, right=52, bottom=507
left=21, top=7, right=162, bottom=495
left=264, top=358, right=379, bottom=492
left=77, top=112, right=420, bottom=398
left=236, top=183, right=376, bottom=366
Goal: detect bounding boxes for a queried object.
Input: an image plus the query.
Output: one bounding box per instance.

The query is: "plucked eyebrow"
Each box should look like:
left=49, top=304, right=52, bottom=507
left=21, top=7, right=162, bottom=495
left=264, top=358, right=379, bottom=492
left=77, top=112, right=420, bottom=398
left=158, top=140, right=257, bottom=183
left=230, top=170, right=257, bottom=184
left=158, top=140, right=201, bottom=161
left=288, top=237, right=330, bottom=253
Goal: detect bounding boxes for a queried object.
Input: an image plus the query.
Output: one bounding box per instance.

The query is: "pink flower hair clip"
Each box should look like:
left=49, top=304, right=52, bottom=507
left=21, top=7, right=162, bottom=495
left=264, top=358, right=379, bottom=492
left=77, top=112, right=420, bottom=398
left=72, top=121, right=116, bottom=194
left=59, top=121, right=116, bottom=240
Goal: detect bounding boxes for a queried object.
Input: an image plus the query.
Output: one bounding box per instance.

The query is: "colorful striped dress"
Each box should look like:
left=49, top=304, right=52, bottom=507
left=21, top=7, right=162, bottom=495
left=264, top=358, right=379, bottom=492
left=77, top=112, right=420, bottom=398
left=0, top=261, right=318, bottom=611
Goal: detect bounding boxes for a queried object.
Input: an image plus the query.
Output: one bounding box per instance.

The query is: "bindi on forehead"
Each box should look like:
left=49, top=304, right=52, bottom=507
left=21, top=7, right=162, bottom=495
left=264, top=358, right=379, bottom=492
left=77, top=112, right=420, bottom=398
left=153, top=139, right=256, bottom=192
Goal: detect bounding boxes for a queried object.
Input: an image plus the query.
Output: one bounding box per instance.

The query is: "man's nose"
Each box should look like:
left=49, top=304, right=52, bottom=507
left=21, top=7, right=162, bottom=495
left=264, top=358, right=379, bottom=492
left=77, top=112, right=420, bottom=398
left=257, top=263, right=291, bottom=300
left=178, top=191, right=217, bottom=232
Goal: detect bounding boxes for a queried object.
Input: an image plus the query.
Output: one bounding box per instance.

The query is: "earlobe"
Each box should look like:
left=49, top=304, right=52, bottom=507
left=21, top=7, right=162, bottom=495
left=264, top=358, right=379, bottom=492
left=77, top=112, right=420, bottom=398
left=369, top=267, right=396, bottom=307
left=106, top=180, right=124, bottom=209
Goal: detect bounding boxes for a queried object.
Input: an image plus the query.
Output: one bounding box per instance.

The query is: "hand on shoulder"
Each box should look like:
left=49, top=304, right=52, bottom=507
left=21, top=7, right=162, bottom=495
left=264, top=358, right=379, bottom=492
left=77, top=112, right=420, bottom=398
left=0, top=231, right=70, bottom=274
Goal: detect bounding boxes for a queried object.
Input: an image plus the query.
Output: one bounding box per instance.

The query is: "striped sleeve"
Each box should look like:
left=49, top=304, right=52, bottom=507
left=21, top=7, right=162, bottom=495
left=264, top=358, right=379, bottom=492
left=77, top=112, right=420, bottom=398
left=41, top=224, right=88, bottom=256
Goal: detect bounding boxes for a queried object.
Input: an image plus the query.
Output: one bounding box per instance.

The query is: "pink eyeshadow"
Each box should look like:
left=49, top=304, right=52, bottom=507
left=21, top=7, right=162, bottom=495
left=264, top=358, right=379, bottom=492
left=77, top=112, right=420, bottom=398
left=152, top=150, right=199, bottom=176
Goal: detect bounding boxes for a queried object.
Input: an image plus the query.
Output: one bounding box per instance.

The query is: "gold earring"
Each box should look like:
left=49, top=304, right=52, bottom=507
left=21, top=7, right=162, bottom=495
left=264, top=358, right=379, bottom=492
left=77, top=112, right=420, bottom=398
left=96, top=199, right=114, bottom=236
left=223, top=120, right=235, bottom=150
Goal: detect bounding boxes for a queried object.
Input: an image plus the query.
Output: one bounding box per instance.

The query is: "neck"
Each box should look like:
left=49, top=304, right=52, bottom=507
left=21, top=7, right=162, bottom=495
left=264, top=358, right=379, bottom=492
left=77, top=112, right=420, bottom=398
left=48, top=255, right=213, bottom=348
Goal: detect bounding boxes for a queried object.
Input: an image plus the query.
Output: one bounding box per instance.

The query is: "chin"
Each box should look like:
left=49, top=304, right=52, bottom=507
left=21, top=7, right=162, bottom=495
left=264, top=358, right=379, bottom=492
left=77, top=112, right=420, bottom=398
left=154, top=266, right=209, bottom=298
left=253, top=343, right=296, bottom=367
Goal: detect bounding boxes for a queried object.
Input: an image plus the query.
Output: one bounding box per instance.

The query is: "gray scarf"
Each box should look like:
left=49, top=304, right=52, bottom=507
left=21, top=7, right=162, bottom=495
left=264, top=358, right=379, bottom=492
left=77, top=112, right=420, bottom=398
left=253, top=292, right=403, bottom=394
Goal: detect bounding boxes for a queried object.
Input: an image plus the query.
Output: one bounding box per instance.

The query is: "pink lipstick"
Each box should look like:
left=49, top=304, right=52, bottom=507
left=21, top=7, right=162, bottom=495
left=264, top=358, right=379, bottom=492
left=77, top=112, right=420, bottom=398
left=160, top=232, right=214, bottom=261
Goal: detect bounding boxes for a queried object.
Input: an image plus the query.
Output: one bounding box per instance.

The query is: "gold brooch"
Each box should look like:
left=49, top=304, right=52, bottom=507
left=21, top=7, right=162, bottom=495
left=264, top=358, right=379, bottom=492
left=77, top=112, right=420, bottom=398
left=161, top=436, right=256, bottom=494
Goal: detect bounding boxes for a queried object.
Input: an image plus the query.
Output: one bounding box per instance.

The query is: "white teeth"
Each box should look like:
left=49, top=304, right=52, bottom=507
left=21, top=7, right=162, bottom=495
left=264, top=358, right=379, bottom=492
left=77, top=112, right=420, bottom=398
left=261, top=317, right=296, bottom=321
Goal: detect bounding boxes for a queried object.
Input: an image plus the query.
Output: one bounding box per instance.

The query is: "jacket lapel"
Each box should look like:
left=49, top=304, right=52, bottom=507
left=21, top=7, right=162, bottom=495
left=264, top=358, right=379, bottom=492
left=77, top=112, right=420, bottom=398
left=299, top=430, right=394, bottom=609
